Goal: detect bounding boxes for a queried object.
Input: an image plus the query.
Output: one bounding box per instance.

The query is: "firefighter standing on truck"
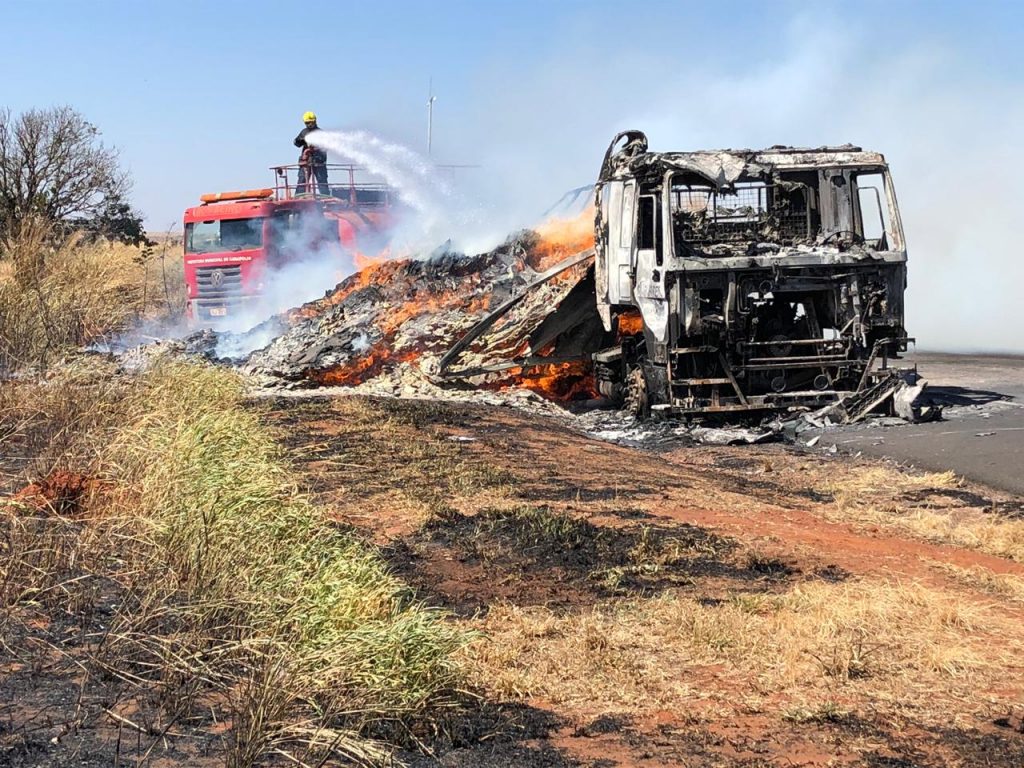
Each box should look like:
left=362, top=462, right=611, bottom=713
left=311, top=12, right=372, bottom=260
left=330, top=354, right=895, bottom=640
left=294, top=111, right=329, bottom=196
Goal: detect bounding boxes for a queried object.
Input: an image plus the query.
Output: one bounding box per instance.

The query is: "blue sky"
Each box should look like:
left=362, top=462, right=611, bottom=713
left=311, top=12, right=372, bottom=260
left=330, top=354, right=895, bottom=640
left=2, top=0, right=1018, bottom=226
left=3, top=0, right=1023, bottom=350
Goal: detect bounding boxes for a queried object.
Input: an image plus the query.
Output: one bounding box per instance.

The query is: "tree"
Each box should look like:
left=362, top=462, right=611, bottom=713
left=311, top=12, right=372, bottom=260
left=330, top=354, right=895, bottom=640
left=69, top=193, right=151, bottom=247
left=0, top=106, right=142, bottom=246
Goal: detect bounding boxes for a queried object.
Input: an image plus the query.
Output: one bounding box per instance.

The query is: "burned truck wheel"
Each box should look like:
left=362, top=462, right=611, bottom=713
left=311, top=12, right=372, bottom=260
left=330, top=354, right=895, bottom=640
left=624, top=367, right=649, bottom=420
left=595, top=360, right=623, bottom=401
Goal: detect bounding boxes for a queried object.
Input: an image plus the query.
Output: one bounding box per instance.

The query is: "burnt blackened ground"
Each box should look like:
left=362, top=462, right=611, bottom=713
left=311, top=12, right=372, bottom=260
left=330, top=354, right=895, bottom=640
left=898, top=487, right=1024, bottom=518
left=1, top=595, right=577, bottom=768
left=0, top=597, right=224, bottom=767
left=403, top=706, right=1024, bottom=768
left=262, top=395, right=811, bottom=616
left=393, top=509, right=733, bottom=615
left=397, top=703, right=579, bottom=768
left=388, top=506, right=812, bottom=617
left=573, top=713, right=1024, bottom=768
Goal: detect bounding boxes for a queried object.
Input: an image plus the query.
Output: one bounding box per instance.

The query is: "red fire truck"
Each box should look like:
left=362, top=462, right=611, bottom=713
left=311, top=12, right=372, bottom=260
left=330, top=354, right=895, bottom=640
left=182, top=164, right=394, bottom=324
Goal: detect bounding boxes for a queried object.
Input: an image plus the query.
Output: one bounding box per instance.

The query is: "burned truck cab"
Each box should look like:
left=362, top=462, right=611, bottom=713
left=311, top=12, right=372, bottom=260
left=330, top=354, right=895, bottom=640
left=594, top=130, right=910, bottom=416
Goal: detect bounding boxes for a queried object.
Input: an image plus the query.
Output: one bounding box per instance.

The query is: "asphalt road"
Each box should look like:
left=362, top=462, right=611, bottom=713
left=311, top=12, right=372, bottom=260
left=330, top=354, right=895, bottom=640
left=832, top=352, right=1024, bottom=495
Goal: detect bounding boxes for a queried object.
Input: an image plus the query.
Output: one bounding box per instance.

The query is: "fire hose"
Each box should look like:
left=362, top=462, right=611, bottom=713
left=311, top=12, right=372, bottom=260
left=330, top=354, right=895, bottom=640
left=437, top=248, right=595, bottom=379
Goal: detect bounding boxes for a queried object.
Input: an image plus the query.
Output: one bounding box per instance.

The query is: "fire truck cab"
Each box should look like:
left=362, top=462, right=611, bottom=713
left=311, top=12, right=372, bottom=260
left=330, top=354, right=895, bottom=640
left=183, top=164, right=394, bottom=324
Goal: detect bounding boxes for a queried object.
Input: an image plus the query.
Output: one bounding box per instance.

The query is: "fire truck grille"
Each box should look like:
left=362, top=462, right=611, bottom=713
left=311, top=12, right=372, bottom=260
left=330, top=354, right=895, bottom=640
left=195, top=266, right=243, bottom=298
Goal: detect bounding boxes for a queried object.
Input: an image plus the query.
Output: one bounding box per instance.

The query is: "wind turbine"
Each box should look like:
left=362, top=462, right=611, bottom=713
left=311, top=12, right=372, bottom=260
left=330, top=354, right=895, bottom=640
left=427, top=79, right=437, bottom=156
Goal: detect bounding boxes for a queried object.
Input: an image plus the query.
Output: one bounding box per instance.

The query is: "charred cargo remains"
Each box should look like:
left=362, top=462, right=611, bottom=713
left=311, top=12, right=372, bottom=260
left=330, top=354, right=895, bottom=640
left=592, top=130, right=911, bottom=417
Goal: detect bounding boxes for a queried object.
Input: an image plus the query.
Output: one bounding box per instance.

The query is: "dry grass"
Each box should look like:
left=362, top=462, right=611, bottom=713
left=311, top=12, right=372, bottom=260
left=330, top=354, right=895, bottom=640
left=0, top=358, right=127, bottom=485
left=929, top=560, right=1024, bottom=603
left=314, top=398, right=516, bottom=518
left=270, top=400, right=1024, bottom=732
left=464, top=577, right=1017, bottom=722
left=821, top=465, right=1024, bottom=563
left=1, top=362, right=468, bottom=766
left=0, top=219, right=185, bottom=373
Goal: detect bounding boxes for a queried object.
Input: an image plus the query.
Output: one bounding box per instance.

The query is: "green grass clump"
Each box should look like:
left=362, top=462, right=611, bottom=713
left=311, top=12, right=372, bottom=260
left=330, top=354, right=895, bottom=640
left=107, top=362, right=466, bottom=758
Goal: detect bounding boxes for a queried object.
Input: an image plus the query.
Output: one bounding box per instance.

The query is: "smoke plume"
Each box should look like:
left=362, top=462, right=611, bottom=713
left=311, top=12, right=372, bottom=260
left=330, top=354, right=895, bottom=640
left=438, top=12, right=1024, bottom=353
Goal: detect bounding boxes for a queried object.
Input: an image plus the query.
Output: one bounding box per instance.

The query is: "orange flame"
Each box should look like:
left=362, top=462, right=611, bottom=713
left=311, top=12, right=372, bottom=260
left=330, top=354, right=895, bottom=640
left=529, top=207, right=596, bottom=271
left=617, top=310, right=644, bottom=337
left=353, top=247, right=393, bottom=271
left=310, top=343, right=424, bottom=387
left=305, top=266, right=491, bottom=387
left=489, top=361, right=598, bottom=402
left=286, top=260, right=409, bottom=322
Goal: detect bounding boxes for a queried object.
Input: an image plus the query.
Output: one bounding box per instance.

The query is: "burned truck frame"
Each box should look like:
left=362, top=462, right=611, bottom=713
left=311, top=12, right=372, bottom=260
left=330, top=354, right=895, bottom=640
left=593, top=130, right=910, bottom=416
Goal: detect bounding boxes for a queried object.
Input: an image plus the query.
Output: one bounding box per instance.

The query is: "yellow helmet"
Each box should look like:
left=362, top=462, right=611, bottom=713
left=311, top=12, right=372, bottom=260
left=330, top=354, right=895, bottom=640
left=302, top=111, right=316, bottom=123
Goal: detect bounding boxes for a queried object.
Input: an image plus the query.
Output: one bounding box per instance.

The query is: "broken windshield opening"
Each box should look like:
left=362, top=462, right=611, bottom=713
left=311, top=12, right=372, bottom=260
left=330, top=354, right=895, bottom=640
left=670, top=174, right=817, bottom=256
left=853, top=172, right=892, bottom=249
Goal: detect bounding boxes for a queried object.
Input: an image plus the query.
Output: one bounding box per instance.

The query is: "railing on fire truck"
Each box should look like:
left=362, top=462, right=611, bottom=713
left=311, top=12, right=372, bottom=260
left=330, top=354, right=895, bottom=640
left=269, top=163, right=394, bottom=208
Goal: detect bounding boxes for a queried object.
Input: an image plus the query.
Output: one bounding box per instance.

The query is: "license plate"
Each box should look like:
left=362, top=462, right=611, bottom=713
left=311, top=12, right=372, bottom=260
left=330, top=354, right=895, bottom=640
left=209, top=308, right=227, bottom=317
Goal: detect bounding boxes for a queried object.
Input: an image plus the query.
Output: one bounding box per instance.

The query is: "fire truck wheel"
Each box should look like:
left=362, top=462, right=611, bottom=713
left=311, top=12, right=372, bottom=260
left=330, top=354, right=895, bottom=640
left=624, top=367, right=650, bottom=421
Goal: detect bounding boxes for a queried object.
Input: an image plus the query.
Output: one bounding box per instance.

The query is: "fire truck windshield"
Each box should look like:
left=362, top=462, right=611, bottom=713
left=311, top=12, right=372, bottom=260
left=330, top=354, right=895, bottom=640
left=185, top=217, right=264, bottom=254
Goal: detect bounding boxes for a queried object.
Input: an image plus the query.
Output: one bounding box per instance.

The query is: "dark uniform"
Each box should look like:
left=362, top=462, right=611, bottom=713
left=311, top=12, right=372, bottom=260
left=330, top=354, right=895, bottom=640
left=294, top=122, right=329, bottom=196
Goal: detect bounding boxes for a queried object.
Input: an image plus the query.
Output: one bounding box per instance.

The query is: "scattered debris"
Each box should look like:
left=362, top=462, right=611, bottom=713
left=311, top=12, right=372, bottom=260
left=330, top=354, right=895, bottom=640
left=577, top=409, right=780, bottom=448
left=827, top=369, right=909, bottom=425
left=238, top=230, right=596, bottom=402
left=893, top=378, right=942, bottom=423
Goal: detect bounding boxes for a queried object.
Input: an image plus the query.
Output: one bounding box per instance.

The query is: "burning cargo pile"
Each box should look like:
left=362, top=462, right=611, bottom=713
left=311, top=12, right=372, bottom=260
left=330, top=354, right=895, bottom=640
left=239, top=219, right=600, bottom=405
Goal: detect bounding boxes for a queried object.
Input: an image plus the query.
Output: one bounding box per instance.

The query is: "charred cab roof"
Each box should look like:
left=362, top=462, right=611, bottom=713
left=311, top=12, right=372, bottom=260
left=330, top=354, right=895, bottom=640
left=599, top=131, right=888, bottom=187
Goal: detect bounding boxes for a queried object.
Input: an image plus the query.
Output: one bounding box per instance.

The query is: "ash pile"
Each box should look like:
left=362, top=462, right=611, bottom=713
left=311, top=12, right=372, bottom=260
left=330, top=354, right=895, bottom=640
left=232, top=230, right=599, bottom=407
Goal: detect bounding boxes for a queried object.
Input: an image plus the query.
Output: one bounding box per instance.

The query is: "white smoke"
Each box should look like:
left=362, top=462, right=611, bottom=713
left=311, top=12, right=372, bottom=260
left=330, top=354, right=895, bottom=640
left=109, top=240, right=350, bottom=360
left=307, top=129, right=447, bottom=221
left=207, top=130, right=504, bottom=357
left=306, top=129, right=501, bottom=255
left=209, top=217, right=355, bottom=357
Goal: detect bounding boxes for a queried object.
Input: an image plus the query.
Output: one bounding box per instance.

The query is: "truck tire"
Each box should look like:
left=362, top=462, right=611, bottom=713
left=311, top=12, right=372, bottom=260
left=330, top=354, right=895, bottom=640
left=624, top=367, right=650, bottom=420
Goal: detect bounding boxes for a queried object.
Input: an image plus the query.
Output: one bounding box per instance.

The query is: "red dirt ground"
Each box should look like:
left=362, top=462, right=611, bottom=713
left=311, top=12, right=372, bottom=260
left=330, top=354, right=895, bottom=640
left=11, top=470, right=100, bottom=515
